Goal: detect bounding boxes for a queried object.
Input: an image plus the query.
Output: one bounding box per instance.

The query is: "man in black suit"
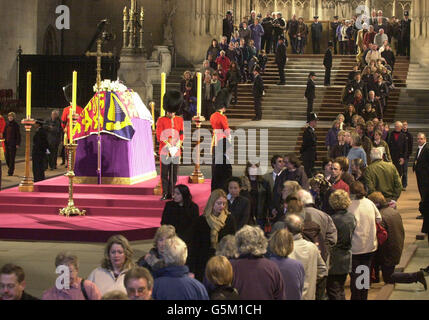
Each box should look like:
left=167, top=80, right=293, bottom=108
left=311, top=16, right=323, bottom=54
left=414, top=133, right=429, bottom=235
left=323, top=41, right=333, bottom=86
left=387, top=121, right=408, bottom=177
left=276, top=35, right=287, bottom=85
left=252, top=67, right=264, bottom=121
left=305, top=72, right=316, bottom=122
left=301, top=112, right=318, bottom=178
left=400, top=11, right=411, bottom=56
left=330, top=16, right=340, bottom=54
left=223, top=11, right=234, bottom=43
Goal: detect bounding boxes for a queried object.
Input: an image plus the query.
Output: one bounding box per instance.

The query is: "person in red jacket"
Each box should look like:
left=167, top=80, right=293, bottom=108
left=0, top=114, right=6, bottom=190
left=61, top=84, right=84, bottom=143
left=156, top=90, right=184, bottom=201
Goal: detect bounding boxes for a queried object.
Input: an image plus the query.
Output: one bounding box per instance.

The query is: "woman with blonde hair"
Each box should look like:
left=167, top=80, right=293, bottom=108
left=88, top=235, right=134, bottom=295
left=137, top=225, right=176, bottom=274
left=188, top=189, right=236, bottom=281
left=268, top=229, right=305, bottom=300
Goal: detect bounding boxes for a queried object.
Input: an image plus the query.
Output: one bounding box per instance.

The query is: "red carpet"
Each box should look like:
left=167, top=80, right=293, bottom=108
left=0, top=176, right=212, bottom=242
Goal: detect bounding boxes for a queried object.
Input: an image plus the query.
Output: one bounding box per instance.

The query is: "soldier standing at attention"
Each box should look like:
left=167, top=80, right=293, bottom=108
left=311, top=16, right=323, bottom=54
left=156, top=90, right=184, bottom=201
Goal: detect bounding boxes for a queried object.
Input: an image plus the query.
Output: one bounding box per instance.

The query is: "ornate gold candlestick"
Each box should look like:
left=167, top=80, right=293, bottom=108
left=59, top=142, right=86, bottom=217
left=189, top=115, right=205, bottom=184
left=19, top=118, right=35, bottom=192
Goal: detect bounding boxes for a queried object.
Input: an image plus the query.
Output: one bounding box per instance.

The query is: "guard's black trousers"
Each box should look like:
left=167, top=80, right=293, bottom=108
left=160, top=154, right=179, bottom=196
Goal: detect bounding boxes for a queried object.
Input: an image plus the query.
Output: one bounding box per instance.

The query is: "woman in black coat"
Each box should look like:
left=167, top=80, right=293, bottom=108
left=188, top=189, right=236, bottom=281
left=160, top=184, right=199, bottom=247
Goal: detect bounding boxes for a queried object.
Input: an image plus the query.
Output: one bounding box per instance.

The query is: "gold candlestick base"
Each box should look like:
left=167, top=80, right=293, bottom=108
left=189, top=115, right=205, bottom=184
left=59, top=143, right=86, bottom=217
left=19, top=118, right=35, bottom=192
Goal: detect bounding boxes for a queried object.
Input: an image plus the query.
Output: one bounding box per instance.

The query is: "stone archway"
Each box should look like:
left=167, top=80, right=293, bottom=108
left=43, top=25, right=58, bottom=55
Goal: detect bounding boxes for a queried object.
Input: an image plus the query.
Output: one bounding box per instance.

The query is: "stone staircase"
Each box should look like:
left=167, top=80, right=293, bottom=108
left=151, top=54, right=429, bottom=169
left=406, top=64, right=429, bottom=89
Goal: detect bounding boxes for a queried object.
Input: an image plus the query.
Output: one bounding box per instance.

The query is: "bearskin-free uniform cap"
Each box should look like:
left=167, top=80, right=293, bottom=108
left=214, top=88, right=232, bottom=110
left=163, top=90, right=184, bottom=113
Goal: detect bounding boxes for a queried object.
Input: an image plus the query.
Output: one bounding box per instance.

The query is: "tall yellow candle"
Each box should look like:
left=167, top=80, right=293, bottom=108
left=26, top=71, right=31, bottom=119
left=69, top=71, right=77, bottom=144
left=197, top=72, right=202, bottom=116
left=150, top=102, right=155, bottom=130
left=160, top=72, right=166, bottom=117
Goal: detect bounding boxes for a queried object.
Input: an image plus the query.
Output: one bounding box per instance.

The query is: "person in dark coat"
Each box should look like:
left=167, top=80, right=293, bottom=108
left=413, top=133, right=429, bottom=238
left=273, top=13, right=287, bottom=53
left=202, top=74, right=216, bottom=119
left=261, top=12, right=274, bottom=53
left=32, top=120, right=49, bottom=182
left=387, top=121, right=408, bottom=177
left=152, top=236, right=209, bottom=300
left=188, top=189, right=236, bottom=281
left=301, top=113, right=318, bottom=178
left=305, top=72, right=316, bottom=123
left=368, top=192, right=427, bottom=290
left=226, top=61, right=240, bottom=104
left=326, top=190, right=356, bottom=300
left=222, top=11, right=234, bottom=43
left=160, top=184, right=199, bottom=247
left=243, top=162, right=272, bottom=229
left=45, top=110, right=62, bottom=170
left=324, top=41, right=333, bottom=86
left=330, top=16, right=340, bottom=54
left=252, top=67, right=264, bottom=121
left=0, top=263, right=39, bottom=300
left=275, top=35, right=287, bottom=85
left=311, top=16, right=323, bottom=54
left=401, top=121, right=413, bottom=190
left=3, top=112, right=21, bottom=176
left=400, top=11, right=411, bottom=56
left=204, top=256, right=240, bottom=300
left=226, top=177, right=251, bottom=230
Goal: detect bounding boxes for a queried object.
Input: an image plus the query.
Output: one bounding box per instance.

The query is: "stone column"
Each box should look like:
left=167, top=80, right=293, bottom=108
left=310, top=0, right=316, bottom=19
left=292, top=0, right=296, bottom=15
left=392, top=0, right=396, bottom=17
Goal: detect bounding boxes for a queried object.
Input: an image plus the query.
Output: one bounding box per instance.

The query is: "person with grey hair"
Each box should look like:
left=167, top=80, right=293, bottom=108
left=216, top=234, right=238, bottom=259
left=42, top=252, right=101, bottom=300
left=296, top=189, right=337, bottom=265
left=286, top=215, right=328, bottom=300
left=364, top=147, right=402, bottom=201
left=230, top=225, right=286, bottom=300
left=152, top=236, right=209, bottom=300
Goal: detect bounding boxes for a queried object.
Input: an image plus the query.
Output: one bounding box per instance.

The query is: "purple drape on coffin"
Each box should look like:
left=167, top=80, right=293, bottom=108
left=74, top=118, right=155, bottom=180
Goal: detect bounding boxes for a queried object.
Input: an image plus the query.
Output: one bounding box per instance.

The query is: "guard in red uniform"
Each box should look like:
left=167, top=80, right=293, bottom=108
left=210, top=88, right=232, bottom=191
left=61, top=84, right=84, bottom=142
left=156, top=90, right=184, bottom=200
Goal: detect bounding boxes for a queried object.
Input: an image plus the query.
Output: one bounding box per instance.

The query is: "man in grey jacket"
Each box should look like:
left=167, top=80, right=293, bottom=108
left=286, top=214, right=328, bottom=300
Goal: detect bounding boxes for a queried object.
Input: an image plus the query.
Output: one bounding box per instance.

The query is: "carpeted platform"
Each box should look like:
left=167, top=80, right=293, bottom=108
left=0, top=176, right=212, bottom=242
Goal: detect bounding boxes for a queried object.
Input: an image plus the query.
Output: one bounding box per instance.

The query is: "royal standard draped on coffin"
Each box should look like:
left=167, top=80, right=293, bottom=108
left=72, top=85, right=156, bottom=185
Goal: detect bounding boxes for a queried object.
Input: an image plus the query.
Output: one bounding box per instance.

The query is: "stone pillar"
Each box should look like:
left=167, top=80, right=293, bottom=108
left=392, top=0, right=396, bottom=17
left=310, top=0, right=316, bottom=19
left=411, top=0, right=429, bottom=66
left=292, top=0, right=296, bottom=15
